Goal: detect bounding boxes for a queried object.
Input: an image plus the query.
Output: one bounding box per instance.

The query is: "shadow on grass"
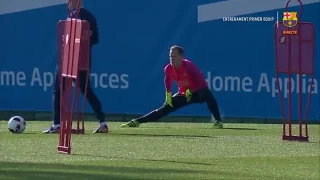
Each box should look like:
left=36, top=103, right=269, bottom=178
left=21, top=132, right=38, bottom=134
left=141, top=158, right=212, bottom=166
left=8, top=132, right=38, bottom=135
left=0, top=161, right=202, bottom=180
left=73, top=153, right=212, bottom=166
left=221, top=127, right=259, bottom=130
left=138, top=126, right=260, bottom=131
left=114, top=133, right=217, bottom=139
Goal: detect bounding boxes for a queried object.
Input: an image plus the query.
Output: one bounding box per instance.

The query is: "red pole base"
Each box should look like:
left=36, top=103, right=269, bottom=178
left=71, top=128, right=85, bottom=134
left=282, top=135, right=309, bottom=142
left=58, top=146, right=72, bottom=154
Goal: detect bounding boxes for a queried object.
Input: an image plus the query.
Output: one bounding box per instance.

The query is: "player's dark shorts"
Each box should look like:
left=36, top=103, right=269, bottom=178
left=169, top=87, right=214, bottom=107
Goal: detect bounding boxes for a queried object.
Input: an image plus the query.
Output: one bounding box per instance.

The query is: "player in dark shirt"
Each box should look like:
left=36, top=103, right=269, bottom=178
left=121, top=45, right=223, bottom=128
left=43, top=0, right=108, bottom=134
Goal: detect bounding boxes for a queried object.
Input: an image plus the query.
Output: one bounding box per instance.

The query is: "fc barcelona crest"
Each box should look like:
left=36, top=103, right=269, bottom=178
left=282, top=12, right=298, bottom=28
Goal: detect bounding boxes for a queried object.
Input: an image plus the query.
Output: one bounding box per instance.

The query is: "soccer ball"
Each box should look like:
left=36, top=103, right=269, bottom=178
left=8, top=116, right=26, bottom=133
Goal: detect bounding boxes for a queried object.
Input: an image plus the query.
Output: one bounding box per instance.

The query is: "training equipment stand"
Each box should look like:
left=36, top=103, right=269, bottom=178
left=57, top=0, right=91, bottom=154
left=274, top=0, right=315, bottom=142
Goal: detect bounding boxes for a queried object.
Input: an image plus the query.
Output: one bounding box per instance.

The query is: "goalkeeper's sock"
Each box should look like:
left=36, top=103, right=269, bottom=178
left=53, top=124, right=60, bottom=128
left=100, top=121, right=107, bottom=127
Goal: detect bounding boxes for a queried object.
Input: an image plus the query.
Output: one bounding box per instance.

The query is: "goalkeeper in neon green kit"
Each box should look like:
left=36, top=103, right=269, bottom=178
left=121, top=45, right=223, bottom=128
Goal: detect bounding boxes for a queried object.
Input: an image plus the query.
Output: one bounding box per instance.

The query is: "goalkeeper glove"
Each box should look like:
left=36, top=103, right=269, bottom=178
left=165, top=92, right=173, bottom=107
left=185, top=89, right=192, bottom=102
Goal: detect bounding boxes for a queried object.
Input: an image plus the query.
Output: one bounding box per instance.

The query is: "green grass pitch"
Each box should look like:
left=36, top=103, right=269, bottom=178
left=0, top=121, right=319, bottom=180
